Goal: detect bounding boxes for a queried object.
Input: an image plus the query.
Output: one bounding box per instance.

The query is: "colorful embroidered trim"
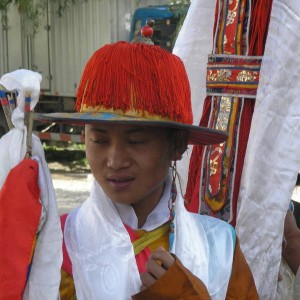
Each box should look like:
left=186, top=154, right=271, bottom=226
left=206, top=55, right=262, bottom=98
left=204, top=96, right=240, bottom=211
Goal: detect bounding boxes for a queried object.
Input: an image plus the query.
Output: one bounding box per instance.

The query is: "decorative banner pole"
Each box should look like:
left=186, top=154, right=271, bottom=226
left=24, top=92, right=33, bottom=158
left=0, top=69, right=62, bottom=300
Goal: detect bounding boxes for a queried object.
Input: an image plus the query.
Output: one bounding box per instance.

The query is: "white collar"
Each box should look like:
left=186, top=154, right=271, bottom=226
left=114, top=177, right=171, bottom=231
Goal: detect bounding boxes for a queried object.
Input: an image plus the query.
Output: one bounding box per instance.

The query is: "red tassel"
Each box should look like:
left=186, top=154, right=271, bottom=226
left=76, top=42, right=193, bottom=124
left=248, top=0, right=273, bottom=55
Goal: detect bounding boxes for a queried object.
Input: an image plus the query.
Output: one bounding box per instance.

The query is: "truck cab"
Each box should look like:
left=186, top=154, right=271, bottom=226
left=129, top=5, right=184, bottom=52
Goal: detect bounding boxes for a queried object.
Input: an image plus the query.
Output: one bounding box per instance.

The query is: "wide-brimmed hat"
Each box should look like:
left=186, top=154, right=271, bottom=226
left=35, top=41, right=228, bottom=146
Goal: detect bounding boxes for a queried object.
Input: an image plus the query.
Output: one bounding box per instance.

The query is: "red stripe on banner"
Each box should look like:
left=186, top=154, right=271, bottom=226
left=0, top=97, right=9, bottom=106
left=24, top=97, right=31, bottom=112
left=34, top=132, right=84, bottom=143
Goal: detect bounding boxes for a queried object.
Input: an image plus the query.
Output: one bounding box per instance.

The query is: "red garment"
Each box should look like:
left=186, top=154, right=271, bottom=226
left=0, top=159, right=41, bottom=300
left=61, top=214, right=73, bottom=276
left=123, top=224, right=152, bottom=273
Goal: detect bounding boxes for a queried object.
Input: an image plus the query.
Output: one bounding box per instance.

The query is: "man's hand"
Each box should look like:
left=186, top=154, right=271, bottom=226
left=140, top=246, right=175, bottom=290
left=282, top=210, right=300, bottom=275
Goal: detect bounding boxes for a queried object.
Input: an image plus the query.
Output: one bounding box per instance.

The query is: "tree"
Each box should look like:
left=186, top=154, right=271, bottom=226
left=0, top=0, right=86, bottom=32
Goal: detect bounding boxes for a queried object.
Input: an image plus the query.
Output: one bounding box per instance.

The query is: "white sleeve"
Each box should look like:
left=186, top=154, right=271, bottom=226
left=295, top=267, right=300, bottom=300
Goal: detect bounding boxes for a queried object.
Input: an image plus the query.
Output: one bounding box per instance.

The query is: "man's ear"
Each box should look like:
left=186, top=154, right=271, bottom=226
left=171, top=130, right=188, bottom=161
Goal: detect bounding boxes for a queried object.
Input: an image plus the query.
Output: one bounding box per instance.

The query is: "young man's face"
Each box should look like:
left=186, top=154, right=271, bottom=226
left=85, top=123, right=174, bottom=212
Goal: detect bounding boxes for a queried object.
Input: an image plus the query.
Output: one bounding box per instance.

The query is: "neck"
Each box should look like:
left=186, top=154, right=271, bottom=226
left=132, top=198, right=160, bottom=228
left=131, top=184, right=165, bottom=228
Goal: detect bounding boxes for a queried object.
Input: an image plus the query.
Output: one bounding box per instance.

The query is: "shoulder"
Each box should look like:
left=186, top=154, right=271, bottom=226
left=176, top=212, right=236, bottom=297
left=189, top=211, right=234, bottom=230
left=188, top=212, right=236, bottom=246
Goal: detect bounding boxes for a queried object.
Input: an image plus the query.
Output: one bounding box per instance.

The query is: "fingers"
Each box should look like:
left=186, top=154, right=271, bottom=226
left=284, top=210, right=299, bottom=240
left=140, top=271, right=157, bottom=289
left=139, top=247, right=176, bottom=290
left=145, top=255, right=166, bottom=279
left=149, top=246, right=175, bottom=270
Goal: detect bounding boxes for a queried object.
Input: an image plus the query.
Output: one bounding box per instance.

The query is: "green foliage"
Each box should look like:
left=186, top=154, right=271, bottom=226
left=0, top=0, right=12, bottom=10
left=43, top=142, right=88, bottom=168
left=0, top=0, right=86, bottom=32
left=54, top=0, right=86, bottom=17
left=18, top=0, right=48, bottom=31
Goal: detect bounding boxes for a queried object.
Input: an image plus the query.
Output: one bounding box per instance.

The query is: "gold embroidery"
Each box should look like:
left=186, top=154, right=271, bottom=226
left=236, top=70, right=258, bottom=82
left=216, top=96, right=231, bottom=131
left=226, top=11, right=236, bottom=26
left=223, top=34, right=227, bottom=46
left=210, top=147, right=223, bottom=175
left=226, top=2, right=238, bottom=26
left=207, top=69, right=232, bottom=82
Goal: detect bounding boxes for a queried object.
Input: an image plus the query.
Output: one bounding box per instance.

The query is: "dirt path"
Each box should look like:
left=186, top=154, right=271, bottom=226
left=49, top=162, right=92, bottom=214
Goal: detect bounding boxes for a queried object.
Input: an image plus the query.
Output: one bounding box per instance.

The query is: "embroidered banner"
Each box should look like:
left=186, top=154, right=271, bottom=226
left=184, top=0, right=272, bottom=226
left=201, top=0, right=247, bottom=216
left=206, top=55, right=262, bottom=98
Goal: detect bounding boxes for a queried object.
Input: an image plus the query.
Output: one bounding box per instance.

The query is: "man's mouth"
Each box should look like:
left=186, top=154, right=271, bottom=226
left=107, top=176, right=134, bottom=188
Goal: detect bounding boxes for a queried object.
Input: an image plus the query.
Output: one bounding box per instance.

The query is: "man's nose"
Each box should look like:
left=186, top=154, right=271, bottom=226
left=106, top=143, right=131, bottom=169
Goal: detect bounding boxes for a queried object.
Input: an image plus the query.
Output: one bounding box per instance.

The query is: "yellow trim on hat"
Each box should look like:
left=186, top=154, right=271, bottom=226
left=80, top=104, right=174, bottom=122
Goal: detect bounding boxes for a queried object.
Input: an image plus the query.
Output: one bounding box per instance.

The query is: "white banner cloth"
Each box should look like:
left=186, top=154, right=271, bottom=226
left=172, top=0, right=217, bottom=192
left=295, top=267, right=300, bottom=299
left=0, top=70, right=62, bottom=300
left=236, top=1, right=300, bottom=299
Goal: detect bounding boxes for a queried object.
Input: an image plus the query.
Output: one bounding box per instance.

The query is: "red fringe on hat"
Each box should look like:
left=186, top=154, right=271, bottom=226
left=76, top=41, right=192, bottom=124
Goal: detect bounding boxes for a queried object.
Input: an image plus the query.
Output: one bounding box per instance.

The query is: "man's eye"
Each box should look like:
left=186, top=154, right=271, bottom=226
left=129, top=140, right=145, bottom=144
left=90, top=138, right=108, bottom=144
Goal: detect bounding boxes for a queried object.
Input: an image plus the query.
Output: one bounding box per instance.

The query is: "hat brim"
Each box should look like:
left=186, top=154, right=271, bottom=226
left=34, top=112, right=228, bottom=146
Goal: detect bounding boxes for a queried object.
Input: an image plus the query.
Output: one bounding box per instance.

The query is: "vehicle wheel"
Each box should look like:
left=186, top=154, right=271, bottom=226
left=0, top=126, right=7, bottom=139
left=0, top=111, right=9, bottom=138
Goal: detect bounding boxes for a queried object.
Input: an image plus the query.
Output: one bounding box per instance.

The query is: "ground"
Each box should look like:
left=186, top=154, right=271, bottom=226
left=49, top=162, right=92, bottom=214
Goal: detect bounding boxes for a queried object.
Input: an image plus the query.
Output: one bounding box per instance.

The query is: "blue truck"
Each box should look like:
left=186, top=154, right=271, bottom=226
left=129, top=5, right=189, bottom=52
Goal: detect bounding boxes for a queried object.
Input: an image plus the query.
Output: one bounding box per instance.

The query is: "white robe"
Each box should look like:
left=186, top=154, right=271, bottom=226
left=64, top=174, right=235, bottom=300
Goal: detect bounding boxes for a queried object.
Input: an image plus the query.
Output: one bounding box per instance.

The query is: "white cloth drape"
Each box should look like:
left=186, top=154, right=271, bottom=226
left=295, top=267, right=300, bottom=299
left=65, top=174, right=234, bottom=300
left=172, top=0, right=217, bottom=192
left=235, top=1, right=300, bottom=299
